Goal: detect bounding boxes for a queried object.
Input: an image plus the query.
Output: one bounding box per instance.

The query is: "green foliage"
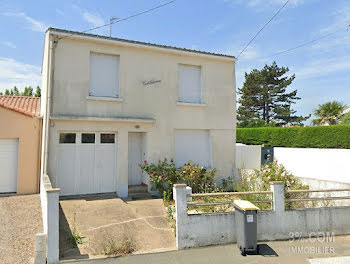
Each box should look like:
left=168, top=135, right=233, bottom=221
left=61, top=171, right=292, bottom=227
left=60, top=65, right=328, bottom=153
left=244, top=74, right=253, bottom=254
left=237, top=125, right=350, bottom=149
left=312, top=101, right=346, bottom=125
left=67, top=227, right=84, bottom=248
left=340, top=112, right=350, bottom=125
left=102, top=234, right=135, bottom=256
left=237, top=61, right=309, bottom=126
left=21, top=86, right=33, bottom=96
left=35, top=86, right=41, bottom=97
left=140, top=159, right=217, bottom=200
left=1, top=86, right=41, bottom=97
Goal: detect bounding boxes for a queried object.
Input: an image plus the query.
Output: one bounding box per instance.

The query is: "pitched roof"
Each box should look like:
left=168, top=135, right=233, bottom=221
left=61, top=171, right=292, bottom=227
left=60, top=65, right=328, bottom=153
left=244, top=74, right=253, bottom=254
left=0, top=96, right=40, bottom=117
left=48, top=27, right=236, bottom=60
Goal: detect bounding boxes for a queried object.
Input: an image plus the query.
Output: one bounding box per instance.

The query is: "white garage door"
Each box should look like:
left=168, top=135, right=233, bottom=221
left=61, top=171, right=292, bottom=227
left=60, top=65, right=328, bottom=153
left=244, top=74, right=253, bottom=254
left=174, top=130, right=212, bottom=168
left=0, top=139, right=18, bottom=193
left=58, top=132, right=116, bottom=196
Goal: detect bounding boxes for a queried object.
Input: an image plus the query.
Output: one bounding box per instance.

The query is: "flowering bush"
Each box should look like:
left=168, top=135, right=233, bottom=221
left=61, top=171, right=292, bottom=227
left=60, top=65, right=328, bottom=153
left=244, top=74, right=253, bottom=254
left=256, top=160, right=305, bottom=190
left=255, top=160, right=309, bottom=209
left=140, top=159, right=217, bottom=202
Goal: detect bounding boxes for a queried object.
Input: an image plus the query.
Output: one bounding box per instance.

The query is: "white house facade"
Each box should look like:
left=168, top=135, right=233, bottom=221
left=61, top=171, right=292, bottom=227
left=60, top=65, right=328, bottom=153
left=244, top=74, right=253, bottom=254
left=41, top=28, right=237, bottom=197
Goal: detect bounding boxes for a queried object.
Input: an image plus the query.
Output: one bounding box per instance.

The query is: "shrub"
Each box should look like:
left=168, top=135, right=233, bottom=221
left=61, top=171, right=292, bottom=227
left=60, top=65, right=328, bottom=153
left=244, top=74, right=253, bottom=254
left=236, top=125, right=350, bottom=148
left=140, top=159, right=217, bottom=200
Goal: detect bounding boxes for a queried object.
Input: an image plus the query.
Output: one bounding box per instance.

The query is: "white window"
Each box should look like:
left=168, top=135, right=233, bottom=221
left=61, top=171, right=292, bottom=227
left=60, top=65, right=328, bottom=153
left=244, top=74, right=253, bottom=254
left=90, top=53, right=120, bottom=97
left=178, top=64, right=202, bottom=103
left=174, top=130, right=211, bottom=167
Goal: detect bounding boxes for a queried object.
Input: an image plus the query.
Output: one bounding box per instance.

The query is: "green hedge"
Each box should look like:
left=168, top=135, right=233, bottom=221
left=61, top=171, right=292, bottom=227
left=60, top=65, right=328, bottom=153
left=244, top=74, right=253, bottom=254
left=236, top=125, right=350, bottom=149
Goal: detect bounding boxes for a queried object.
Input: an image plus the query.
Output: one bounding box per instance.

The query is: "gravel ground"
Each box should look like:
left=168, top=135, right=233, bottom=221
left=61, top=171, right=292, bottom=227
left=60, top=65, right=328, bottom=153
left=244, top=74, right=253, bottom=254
left=0, top=194, right=43, bottom=264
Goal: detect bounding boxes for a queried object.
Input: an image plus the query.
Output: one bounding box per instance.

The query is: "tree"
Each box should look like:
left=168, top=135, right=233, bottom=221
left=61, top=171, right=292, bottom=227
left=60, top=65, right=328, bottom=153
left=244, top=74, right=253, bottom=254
left=21, top=86, right=33, bottom=96
left=340, top=112, right=350, bottom=124
left=13, top=86, right=20, bottom=96
left=312, top=101, right=346, bottom=125
left=0, top=92, right=3, bottom=95
left=4, top=89, right=9, bottom=95
left=237, top=61, right=309, bottom=127
left=35, top=86, right=41, bottom=97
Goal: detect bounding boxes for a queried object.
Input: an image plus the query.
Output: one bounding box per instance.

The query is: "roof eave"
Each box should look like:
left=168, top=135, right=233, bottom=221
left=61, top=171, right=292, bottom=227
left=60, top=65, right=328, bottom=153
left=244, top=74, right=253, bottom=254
left=47, top=28, right=237, bottom=62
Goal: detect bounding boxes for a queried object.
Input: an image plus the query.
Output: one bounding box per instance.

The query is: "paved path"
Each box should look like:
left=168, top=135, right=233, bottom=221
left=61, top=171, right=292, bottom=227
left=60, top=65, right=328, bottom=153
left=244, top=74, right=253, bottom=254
left=0, top=194, right=43, bottom=264
left=61, top=235, right=350, bottom=264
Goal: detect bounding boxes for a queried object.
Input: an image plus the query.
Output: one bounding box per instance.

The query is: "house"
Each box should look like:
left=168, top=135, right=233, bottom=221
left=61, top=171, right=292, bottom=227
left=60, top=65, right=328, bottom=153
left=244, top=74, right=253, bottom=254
left=40, top=28, right=237, bottom=197
left=0, top=96, right=42, bottom=194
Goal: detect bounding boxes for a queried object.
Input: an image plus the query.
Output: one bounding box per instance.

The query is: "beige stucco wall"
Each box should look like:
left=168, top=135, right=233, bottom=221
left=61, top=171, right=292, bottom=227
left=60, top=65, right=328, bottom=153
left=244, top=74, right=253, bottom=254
left=45, top=31, right=236, bottom=196
left=0, top=107, right=42, bottom=194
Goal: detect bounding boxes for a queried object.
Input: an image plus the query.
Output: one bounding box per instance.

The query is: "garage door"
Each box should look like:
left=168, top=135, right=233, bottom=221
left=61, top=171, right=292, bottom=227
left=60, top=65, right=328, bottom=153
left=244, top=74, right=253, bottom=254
left=0, top=139, right=18, bottom=193
left=58, top=132, right=116, bottom=196
left=174, top=130, right=212, bottom=167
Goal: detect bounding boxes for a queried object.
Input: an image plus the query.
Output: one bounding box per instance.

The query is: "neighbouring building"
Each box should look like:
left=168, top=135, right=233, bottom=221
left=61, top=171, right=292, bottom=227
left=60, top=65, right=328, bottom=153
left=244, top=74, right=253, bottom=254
left=0, top=96, right=42, bottom=194
left=41, top=28, right=237, bottom=197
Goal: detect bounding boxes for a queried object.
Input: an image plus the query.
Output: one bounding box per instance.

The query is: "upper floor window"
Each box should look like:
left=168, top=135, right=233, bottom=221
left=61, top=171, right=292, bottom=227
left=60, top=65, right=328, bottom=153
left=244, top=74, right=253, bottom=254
left=178, top=64, right=202, bottom=104
left=90, top=53, right=120, bottom=98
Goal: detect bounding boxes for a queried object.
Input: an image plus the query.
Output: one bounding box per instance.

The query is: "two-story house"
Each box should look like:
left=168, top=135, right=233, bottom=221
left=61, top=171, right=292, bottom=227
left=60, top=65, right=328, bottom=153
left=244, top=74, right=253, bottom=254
left=41, top=28, right=237, bottom=197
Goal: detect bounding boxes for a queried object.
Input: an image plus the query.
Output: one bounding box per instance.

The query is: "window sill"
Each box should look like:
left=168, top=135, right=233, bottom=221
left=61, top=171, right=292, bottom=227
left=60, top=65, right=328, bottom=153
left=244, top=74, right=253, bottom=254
left=176, top=102, right=207, bottom=107
left=86, top=96, right=124, bottom=102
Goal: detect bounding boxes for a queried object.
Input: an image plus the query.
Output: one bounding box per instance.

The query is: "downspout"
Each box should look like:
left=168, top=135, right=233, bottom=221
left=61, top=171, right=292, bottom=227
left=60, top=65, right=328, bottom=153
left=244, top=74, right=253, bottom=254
left=43, top=34, right=57, bottom=175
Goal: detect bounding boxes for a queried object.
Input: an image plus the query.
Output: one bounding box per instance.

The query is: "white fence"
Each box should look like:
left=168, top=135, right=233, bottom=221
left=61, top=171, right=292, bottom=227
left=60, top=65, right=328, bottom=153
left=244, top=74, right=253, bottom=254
left=235, top=143, right=261, bottom=170
left=235, top=144, right=350, bottom=186
left=39, top=174, right=60, bottom=264
left=173, top=183, right=350, bottom=249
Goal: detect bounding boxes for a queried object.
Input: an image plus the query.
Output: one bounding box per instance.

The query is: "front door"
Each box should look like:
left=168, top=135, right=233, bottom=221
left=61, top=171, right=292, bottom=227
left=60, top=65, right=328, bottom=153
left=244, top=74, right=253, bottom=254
left=128, top=133, right=143, bottom=185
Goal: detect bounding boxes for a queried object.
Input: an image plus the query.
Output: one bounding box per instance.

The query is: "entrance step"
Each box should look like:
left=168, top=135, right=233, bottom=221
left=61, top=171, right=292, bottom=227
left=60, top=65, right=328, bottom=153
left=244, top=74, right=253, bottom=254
left=129, top=192, right=153, bottom=200
left=128, top=184, right=152, bottom=200
left=128, top=184, right=148, bottom=193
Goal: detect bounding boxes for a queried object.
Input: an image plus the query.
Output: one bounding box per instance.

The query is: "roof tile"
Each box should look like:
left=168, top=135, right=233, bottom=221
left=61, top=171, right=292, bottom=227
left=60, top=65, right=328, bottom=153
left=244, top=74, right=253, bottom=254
left=0, top=96, right=40, bottom=117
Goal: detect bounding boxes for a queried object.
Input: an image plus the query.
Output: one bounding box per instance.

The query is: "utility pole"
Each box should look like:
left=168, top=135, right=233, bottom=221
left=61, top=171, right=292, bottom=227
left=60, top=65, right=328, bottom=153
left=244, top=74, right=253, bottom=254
left=109, top=17, right=119, bottom=38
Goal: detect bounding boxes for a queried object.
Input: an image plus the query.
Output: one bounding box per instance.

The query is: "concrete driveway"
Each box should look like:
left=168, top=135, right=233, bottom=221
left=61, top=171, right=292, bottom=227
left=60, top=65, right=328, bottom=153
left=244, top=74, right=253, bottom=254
left=59, top=195, right=176, bottom=261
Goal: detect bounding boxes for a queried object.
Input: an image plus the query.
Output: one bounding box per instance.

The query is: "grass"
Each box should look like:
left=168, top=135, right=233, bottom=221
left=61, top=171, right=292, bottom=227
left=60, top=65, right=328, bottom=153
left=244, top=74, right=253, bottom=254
left=166, top=205, right=176, bottom=235
left=67, top=226, right=84, bottom=248
left=102, top=234, right=136, bottom=256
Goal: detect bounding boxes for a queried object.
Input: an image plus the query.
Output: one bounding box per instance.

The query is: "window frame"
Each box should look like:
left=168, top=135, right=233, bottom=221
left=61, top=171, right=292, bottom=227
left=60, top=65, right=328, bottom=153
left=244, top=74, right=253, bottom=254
left=177, top=63, right=203, bottom=104
left=59, top=133, right=77, bottom=144
left=89, top=52, right=121, bottom=99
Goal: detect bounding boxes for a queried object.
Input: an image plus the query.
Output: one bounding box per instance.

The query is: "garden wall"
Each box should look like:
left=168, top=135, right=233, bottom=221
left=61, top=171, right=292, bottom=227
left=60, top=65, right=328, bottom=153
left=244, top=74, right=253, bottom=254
left=173, top=183, right=350, bottom=249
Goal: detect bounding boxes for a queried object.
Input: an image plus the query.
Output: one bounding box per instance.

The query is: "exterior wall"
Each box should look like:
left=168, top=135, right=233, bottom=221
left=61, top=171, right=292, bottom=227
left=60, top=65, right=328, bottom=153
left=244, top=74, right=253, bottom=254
left=0, top=107, right=41, bottom=194
left=274, top=147, right=350, bottom=184
left=44, top=31, right=236, bottom=193
left=173, top=183, right=350, bottom=249
left=236, top=143, right=261, bottom=170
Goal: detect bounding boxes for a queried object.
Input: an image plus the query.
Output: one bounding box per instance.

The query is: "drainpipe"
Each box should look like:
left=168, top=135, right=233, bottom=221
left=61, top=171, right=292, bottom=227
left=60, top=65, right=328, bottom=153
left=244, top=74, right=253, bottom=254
left=43, top=33, right=57, bottom=176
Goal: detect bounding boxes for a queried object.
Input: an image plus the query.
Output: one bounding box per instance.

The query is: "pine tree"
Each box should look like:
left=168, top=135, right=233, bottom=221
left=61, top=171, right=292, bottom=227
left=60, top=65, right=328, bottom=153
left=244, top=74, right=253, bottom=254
left=4, top=89, right=9, bottom=95
left=21, top=86, right=33, bottom=96
left=13, top=86, right=20, bottom=96
left=237, top=61, right=309, bottom=127
left=35, top=86, right=41, bottom=97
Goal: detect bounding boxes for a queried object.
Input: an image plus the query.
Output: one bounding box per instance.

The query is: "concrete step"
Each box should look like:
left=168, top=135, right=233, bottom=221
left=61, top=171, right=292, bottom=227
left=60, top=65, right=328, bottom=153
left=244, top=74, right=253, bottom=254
left=128, top=185, right=148, bottom=193
left=129, top=192, right=153, bottom=200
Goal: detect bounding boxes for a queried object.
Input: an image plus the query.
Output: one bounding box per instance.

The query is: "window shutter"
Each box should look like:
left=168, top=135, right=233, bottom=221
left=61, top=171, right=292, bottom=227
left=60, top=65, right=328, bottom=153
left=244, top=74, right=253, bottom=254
left=178, top=65, right=202, bottom=103
left=90, top=53, right=120, bottom=97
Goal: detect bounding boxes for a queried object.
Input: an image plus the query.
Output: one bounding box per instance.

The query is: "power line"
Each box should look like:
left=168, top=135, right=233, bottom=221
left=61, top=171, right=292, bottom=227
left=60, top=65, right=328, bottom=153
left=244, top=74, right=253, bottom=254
left=259, top=25, right=350, bottom=60
left=57, top=0, right=176, bottom=41
left=236, top=0, right=289, bottom=60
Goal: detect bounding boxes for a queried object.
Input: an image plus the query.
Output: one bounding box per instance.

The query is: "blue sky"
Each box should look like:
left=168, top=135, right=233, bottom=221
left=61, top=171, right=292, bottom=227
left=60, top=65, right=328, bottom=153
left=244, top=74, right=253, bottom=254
left=0, top=0, right=350, bottom=121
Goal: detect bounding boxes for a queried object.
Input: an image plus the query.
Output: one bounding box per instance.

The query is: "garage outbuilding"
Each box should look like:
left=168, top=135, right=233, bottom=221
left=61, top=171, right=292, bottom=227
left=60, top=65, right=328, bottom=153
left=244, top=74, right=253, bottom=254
left=0, top=96, right=42, bottom=194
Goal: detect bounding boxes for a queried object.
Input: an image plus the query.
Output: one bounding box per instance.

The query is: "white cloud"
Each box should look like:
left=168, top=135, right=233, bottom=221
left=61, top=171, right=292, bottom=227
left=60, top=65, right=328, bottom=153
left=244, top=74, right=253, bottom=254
left=225, top=0, right=307, bottom=9
left=0, top=41, right=16, bottom=49
left=56, top=9, right=64, bottom=16
left=73, top=5, right=105, bottom=28
left=294, top=55, right=350, bottom=80
left=0, top=57, right=41, bottom=92
left=223, top=44, right=260, bottom=61
left=2, top=12, right=46, bottom=32
left=209, top=23, right=225, bottom=34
